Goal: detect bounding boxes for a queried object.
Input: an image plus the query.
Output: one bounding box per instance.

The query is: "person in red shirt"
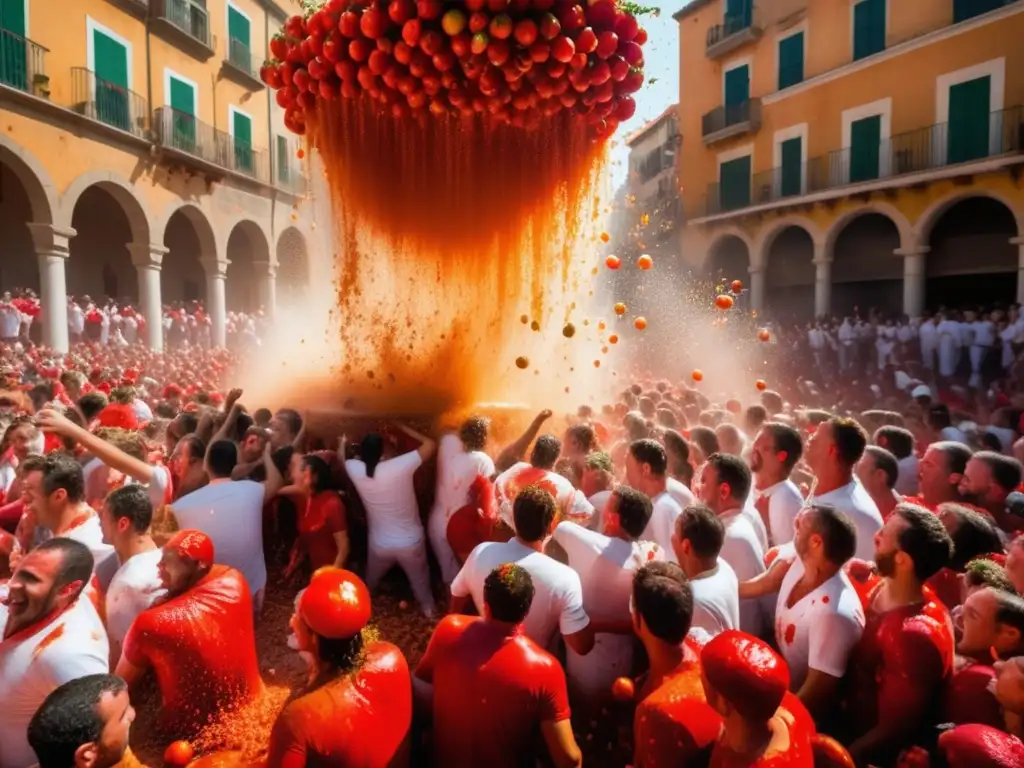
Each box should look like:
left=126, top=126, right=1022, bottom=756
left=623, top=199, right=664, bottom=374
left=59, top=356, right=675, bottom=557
left=843, top=503, right=955, bottom=766
left=115, top=529, right=264, bottom=740
left=413, top=563, right=582, bottom=768
left=283, top=455, right=348, bottom=578
left=267, top=567, right=411, bottom=767
left=701, top=630, right=816, bottom=767
left=446, top=473, right=499, bottom=563
left=631, top=561, right=721, bottom=768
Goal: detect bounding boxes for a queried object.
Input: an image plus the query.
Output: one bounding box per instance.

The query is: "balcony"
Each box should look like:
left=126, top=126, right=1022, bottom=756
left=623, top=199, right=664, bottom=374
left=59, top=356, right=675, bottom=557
left=700, top=105, right=1024, bottom=217
left=702, top=98, right=761, bottom=145
left=222, top=37, right=264, bottom=90
left=0, top=27, right=49, bottom=98
left=70, top=68, right=148, bottom=139
left=277, top=164, right=307, bottom=195
left=706, top=2, right=762, bottom=59
left=152, top=0, right=215, bottom=60
left=154, top=106, right=270, bottom=182
left=104, top=0, right=149, bottom=20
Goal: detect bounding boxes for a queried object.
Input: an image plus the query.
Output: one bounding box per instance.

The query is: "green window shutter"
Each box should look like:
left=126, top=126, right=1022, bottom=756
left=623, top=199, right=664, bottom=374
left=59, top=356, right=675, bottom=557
left=954, top=0, right=1005, bottom=23
left=0, top=0, right=28, bottom=91
left=780, top=137, right=802, bottom=196
left=170, top=77, right=194, bottom=114
left=719, top=155, right=751, bottom=212
left=277, top=135, right=290, bottom=182
left=724, top=0, right=753, bottom=34
left=169, top=76, right=196, bottom=150
left=724, top=65, right=749, bottom=107
left=228, top=6, right=251, bottom=71
left=778, top=32, right=804, bottom=90
left=233, top=110, right=253, bottom=172
left=853, top=0, right=886, bottom=61
left=849, top=115, right=882, bottom=183
left=947, top=76, right=991, bottom=164
left=93, top=31, right=130, bottom=131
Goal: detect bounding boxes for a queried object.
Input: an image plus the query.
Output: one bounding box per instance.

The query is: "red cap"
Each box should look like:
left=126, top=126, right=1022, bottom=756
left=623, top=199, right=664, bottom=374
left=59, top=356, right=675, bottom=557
left=97, top=403, right=138, bottom=431
left=298, top=568, right=371, bottom=640
left=167, top=529, right=215, bottom=568
left=702, top=630, right=789, bottom=722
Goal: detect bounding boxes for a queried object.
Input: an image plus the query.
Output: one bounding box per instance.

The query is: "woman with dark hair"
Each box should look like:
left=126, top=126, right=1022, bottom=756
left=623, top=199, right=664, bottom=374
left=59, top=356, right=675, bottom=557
left=344, top=423, right=437, bottom=616
left=283, top=453, right=349, bottom=579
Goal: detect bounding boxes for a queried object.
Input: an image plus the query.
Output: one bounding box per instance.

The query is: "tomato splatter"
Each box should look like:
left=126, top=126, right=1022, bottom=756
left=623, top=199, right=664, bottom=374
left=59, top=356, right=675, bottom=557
left=784, top=624, right=796, bottom=644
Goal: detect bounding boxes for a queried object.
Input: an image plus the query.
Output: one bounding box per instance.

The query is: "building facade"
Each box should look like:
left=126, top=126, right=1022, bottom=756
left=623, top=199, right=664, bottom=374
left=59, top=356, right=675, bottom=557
left=675, top=0, right=1024, bottom=321
left=0, top=0, right=320, bottom=351
left=624, top=105, right=683, bottom=255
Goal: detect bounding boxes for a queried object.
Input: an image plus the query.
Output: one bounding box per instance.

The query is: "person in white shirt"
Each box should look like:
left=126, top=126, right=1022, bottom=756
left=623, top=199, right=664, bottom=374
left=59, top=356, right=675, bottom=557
left=429, top=417, right=496, bottom=583
left=626, top=438, right=683, bottom=559
left=919, top=315, right=939, bottom=371
left=804, top=417, right=883, bottom=562
left=873, top=425, right=919, bottom=497
left=450, top=484, right=593, bottom=654
left=99, top=484, right=166, bottom=664
left=346, top=424, right=437, bottom=616
left=0, top=293, right=21, bottom=341
left=67, top=298, right=86, bottom=343
left=670, top=504, right=739, bottom=637
left=552, top=486, right=662, bottom=701
left=695, top=453, right=767, bottom=636
left=937, top=312, right=962, bottom=380
left=838, top=318, right=856, bottom=372
left=0, top=538, right=109, bottom=768
left=748, top=423, right=804, bottom=546
left=579, top=450, right=614, bottom=532
left=856, top=446, right=901, bottom=522
left=968, top=309, right=995, bottom=389
left=494, top=434, right=593, bottom=531
left=171, top=440, right=283, bottom=614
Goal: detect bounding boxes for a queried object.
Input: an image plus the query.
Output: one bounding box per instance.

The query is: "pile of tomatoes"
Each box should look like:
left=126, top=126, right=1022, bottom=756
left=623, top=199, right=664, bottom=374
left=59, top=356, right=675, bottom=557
left=262, top=0, right=648, bottom=137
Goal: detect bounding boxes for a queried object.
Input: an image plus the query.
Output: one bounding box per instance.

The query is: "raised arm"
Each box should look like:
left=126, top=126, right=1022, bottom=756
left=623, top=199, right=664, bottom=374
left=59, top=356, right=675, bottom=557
left=397, top=423, right=436, bottom=462
left=35, top=409, right=155, bottom=484
left=494, top=409, right=552, bottom=473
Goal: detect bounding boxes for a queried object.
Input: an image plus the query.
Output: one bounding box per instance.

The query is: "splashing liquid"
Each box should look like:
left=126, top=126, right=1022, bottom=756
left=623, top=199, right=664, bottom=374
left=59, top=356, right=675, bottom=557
left=306, top=100, right=607, bottom=414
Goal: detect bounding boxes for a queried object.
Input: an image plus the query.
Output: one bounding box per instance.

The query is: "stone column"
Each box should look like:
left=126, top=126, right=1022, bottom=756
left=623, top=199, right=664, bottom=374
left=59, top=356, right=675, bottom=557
left=812, top=241, right=831, bottom=318
left=254, top=261, right=277, bottom=319
left=27, top=222, right=75, bottom=352
left=203, top=260, right=228, bottom=348
left=895, top=245, right=930, bottom=319
left=128, top=243, right=168, bottom=351
left=1013, top=237, right=1024, bottom=303
left=748, top=264, right=765, bottom=313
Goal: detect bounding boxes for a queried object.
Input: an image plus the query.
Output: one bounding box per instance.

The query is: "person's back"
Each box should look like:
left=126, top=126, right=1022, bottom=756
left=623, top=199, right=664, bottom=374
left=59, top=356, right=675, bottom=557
left=346, top=451, right=424, bottom=548
left=423, top=614, right=570, bottom=768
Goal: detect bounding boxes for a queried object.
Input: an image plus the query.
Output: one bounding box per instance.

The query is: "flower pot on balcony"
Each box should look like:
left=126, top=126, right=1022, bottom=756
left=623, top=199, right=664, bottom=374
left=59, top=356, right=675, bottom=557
left=32, top=73, right=50, bottom=99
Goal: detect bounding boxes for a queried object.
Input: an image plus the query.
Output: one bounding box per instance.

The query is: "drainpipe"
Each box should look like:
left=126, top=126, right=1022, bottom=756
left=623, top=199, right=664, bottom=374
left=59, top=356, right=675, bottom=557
left=266, top=8, right=279, bottom=237
left=145, top=12, right=153, bottom=137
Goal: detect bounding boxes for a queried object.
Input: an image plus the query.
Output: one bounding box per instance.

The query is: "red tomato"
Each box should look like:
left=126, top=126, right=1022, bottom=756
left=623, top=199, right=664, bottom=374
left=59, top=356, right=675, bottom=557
left=514, top=19, right=538, bottom=46
left=360, top=7, right=388, bottom=39
left=613, top=302, right=626, bottom=316
left=614, top=13, right=639, bottom=41
left=757, top=328, right=771, bottom=342
left=339, top=10, right=360, bottom=38
left=608, top=334, right=619, bottom=344
left=633, top=317, right=647, bottom=331
left=388, top=0, right=416, bottom=25
left=402, top=18, right=422, bottom=46
left=605, top=254, right=620, bottom=270
left=637, top=254, right=652, bottom=270
left=634, top=26, right=648, bottom=45
left=442, top=9, right=467, bottom=35
left=611, top=676, right=635, bottom=702
left=557, top=3, right=586, bottom=31
left=756, top=379, right=768, bottom=391
left=163, top=741, right=194, bottom=768
left=417, top=0, right=443, bottom=20
left=575, top=27, right=597, bottom=54
left=715, top=294, right=734, bottom=310
left=270, top=35, right=289, bottom=60
left=596, top=30, right=618, bottom=58
left=489, top=14, right=513, bottom=40
left=691, top=369, right=704, bottom=382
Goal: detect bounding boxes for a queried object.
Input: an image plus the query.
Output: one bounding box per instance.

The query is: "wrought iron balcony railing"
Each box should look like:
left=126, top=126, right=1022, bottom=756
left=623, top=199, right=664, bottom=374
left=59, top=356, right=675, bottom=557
left=0, top=26, right=48, bottom=96
left=154, top=106, right=270, bottom=181
left=70, top=67, right=148, bottom=138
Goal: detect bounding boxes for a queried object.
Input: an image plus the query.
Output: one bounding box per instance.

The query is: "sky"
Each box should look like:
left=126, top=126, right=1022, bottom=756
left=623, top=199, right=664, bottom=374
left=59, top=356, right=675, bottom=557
left=608, top=3, right=683, bottom=187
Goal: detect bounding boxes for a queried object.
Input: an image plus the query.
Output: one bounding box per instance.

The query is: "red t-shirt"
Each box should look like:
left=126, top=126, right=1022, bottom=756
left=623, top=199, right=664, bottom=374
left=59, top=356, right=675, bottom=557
left=298, top=492, right=347, bottom=570
left=843, top=581, right=953, bottom=751
left=266, top=641, right=411, bottom=768
left=927, top=567, right=963, bottom=611
left=939, top=723, right=1024, bottom=767
left=416, top=614, right=571, bottom=768
left=708, top=692, right=814, bottom=767
left=123, top=565, right=264, bottom=737
left=941, top=660, right=1003, bottom=730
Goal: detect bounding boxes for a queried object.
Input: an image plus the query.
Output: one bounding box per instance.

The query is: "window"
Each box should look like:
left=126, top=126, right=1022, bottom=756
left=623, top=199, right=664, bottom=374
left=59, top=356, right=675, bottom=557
left=227, top=3, right=252, bottom=72
left=168, top=73, right=197, bottom=151
left=0, top=0, right=28, bottom=90
left=724, top=0, right=754, bottom=36
left=780, top=137, right=802, bottom=196
left=849, top=115, right=882, bottom=182
left=777, top=31, right=804, bottom=90
left=953, top=0, right=1007, bottom=23
left=852, top=0, right=885, bottom=61
left=277, top=135, right=290, bottom=182
left=90, top=23, right=131, bottom=131
left=231, top=107, right=253, bottom=173
left=719, top=155, right=751, bottom=211
left=724, top=63, right=750, bottom=125
left=947, top=76, right=991, bottom=163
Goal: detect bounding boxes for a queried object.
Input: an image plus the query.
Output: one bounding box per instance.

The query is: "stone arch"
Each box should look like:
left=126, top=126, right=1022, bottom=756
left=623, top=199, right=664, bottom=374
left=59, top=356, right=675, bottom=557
left=57, top=171, right=151, bottom=245
left=762, top=222, right=817, bottom=322
left=914, top=188, right=1023, bottom=243
left=703, top=228, right=752, bottom=282
left=824, top=203, right=913, bottom=255
left=0, top=137, right=58, bottom=292
left=751, top=216, right=824, bottom=270
left=160, top=204, right=217, bottom=306
left=276, top=226, right=310, bottom=305
left=225, top=219, right=271, bottom=313
left=0, top=133, right=57, bottom=224
left=829, top=209, right=906, bottom=316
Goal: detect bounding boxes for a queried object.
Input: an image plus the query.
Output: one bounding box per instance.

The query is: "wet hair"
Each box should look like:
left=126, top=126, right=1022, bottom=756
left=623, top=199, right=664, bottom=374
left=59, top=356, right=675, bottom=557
left=41, top=453, right=85, bottom=503
left=303, top=454, right=334, bottom=495
left=629, top=438, right=668, bottom=476
left=176, top=411, right=200, bottom=436
left=28, top=674, right=128, bottom=768
left=706, top=452, right=752, bottom=502
left=566, top=423, right=597, bottom=454
left=274, top=408, right=303, bottom=438
left=932, top=441, right=973, bottom=478
left=177, top=433, right=206, bottom=464
left=864, top=446, right=899, bottom=490
left=612, top=486, right=654, bottom=539
left=894, top=503, right=954, bottom=582
left=762, top=423, right=803, bottom=472
left=964, top=558, right=1015, bottom=593
left=206, top=439, right=238, bottom=479
left=807, top=504, right=858, bottom=566
left=272, top=444, right=295, bottom=476
left=483, top=564, right=534, bottom=624
left=688, top=426, right=720, bottom=457
left=638, top=397, right=656, bottom=418
left=105, top=485, right=153, bottom=534
left=584, top=451, right=614, bottom=474
left=973, top=451, right=1024, bottom=494
left=360, top=434, right=385, bottom=478
left=76, top=391, right=108, bottom=423
left=317, top=631, right=365, bottom=670
left=874, top=426, right=915, bottom=461
left=95, top=427, right=146, bottom=462
left=993, top=590, right=1024, bottom=636
left=512, top=485, right=558, bottom=543
left=33, top=538, right=94, bottom=597
left=829, top=417, right=868, bottom=468
left=529, top=434, right=561, bottom=470
left=632, top=561, right=693, bottom=644
left=459, top=416, right=489, bottom=453
left=676, top=505, right=724, bottom=560
left=939, top=504, right=1006, bottom=571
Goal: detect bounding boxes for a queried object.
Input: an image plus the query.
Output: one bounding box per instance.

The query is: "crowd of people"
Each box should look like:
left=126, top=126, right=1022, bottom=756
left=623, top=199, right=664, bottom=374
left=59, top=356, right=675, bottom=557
left=2, top=296, right=1024, bottom=768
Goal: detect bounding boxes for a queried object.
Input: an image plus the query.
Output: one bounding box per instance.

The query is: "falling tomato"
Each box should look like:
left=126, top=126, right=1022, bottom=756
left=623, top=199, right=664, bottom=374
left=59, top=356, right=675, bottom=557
left=609, top=334, right=619, bottom=344
left=634, top=317, right=647, bottom=331
left=515, top=356, right=529, bottom=369
left=637, top=254, right=653, bottom=271
left=756, top=379, right=768, bottom=391
left=757, top=328, right=771, bottom=342
left=597, top=321, right=606, bottom=331
left=611, top=676, right=635, bottom=702
left=296, top=148, right=305, bottom=159
left=520, top=314, right=528, bottom=324
left=593, top=360, right=601, bottom=368
left=605, top=254, right=621, bottom=270
left=600, top=232, right=610, bottom=242
left=731, top=279, right=743, bottom=293
left=691, top=369, right=704, bottom=382
left=613, top=302, right=627, bottom=316
left=640, top=213, right=650, bottom=226
left=530, top=320, right=540, bottom=331
left=715, top=294, right=734, bottom=311
left=562, top=322, right=576, bottom=338
left=163, top=741, right=194, bottom=768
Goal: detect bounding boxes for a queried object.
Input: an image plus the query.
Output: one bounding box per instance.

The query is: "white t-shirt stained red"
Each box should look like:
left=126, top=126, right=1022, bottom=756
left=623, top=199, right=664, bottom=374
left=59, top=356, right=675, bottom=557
left=641, top=491, right=683, bottom=563
left=105, top=548, right=166, bottom=644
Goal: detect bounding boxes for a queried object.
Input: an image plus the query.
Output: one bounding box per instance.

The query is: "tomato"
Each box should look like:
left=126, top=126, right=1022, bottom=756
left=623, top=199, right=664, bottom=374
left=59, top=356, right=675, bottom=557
left=471, top=32, right=489, bottom=55
left=605, top=254, right=620, bottom=270
left=442, top=9, right=467, bottom=35
left=587, top=0, right=617, bottom=30
left=433, top=50, right=456, bottom=72
left=402, top=19, right=422, bottom=46
left=731, top=279, right=743, bottom=293
left=291, top=67, right=311, bottom=92
left=368, top=49, right=390, bottom=75
left=562, top=323, right=576, bottom=338
left=339, top=10, right=360, bottom=38
left=487, top=39, right=510, bottom=66
left=596, top=30, right=618, bottom=58
left=275, top=88, right=296, bottom=108
left=388, top=0, right=416, bottom=25
left=163, top=741, right=194, bottom=768
left=322, top=34, right=343, bottom=63
left=620, top=67, right=643, bottom=93
left=757, top=328, right=771, bottom=342
left=634, top=26, right=647, bottom=45
left=487, top=0, right=508, bottom=11
left=489, top=14, right=513, bottom=40
left=608, top=334, right=618, bottom=344
left=270, top=35, right=289, bottom=60
left=575, top=27, right=597, bottom=54
left=756, top=379, right=768, bottom=391
left=551, top=35, right=575, bottom=63
left=318, top=77, right=338, bottom=100
left=360, top=7, right=389, bottom=39
left=465, top=0, right=486, bottom=10
left=417, top=0, right=443, bottom=20
left=348, top=38, right=372, bottom=62
left=419, top=30, right=445, bottom=55
left=633, top=317, right=647, bottom=331
left=450, top=32, right=471, bottom=57
left=259, top=63, right=279, bottom=87
left=715, top=294, right=734, bottom=310
left=613, top=302, right=626, bottom=316
left=614, top=95, right=636, bottom=121
left=614, top=13, right=639, bottom=41
left=514, top=19, right=538, bottom=46
left=637, top=254, right=652, bottom=270
left=284, top=14, right=305, bottom=40
left=691, top=369, right=703, bottom=382
left=557, top=4, right=586, bottom=31
left=515, top=356, right=529, bottom=369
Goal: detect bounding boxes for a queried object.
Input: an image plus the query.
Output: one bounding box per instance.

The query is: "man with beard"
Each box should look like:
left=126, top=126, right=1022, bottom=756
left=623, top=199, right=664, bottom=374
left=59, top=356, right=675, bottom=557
left=843, top=503, right=955, bottom=766
left=959, top=451, right=1024, bottom=534
left=913, top=441, right=973, bottom=510
left=0, top=539, right=108, bottom=768
left=749, top=423, right=804, bottom=546
left=115, top=529, right=264, bottom=740
left=28, top=674, right=139, bottom=768
left=267, top=568, right=412, bottom=766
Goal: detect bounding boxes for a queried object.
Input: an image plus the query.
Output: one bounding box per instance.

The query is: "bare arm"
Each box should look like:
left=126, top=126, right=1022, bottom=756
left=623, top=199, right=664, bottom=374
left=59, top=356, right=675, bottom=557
left=332, top=531, right=350, bottom=568
left=738, top=557, right=793, bottom=599
left=206, top=402, right=244, bottom=464
left=397, top=423, right=436, bottom=462
left=195, top=410, right=217, bottom=446
left=114, top=653, right=147, bottom=688
left=494, top=409, right=552, bottom=473
left=35, top=409, right=155, bottom=484
left=540, top=720, right=582, bottom=768
left=262, top=443, right=284, bottom=499
left=291, top=413, right=308, bottom=450
left=562, top=624, right=595, bottom=656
